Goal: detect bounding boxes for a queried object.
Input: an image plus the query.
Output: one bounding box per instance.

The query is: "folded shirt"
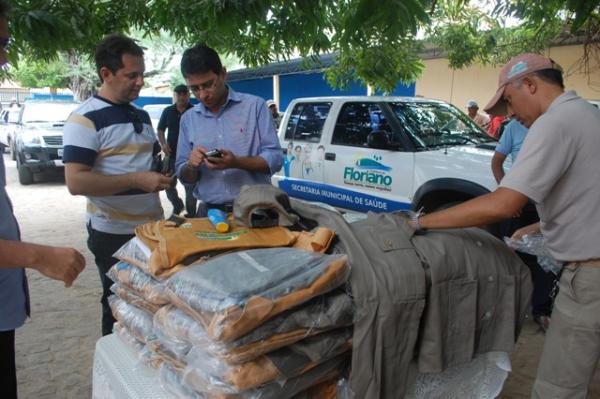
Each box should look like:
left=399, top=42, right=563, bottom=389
left=183, top=353, right=349, bottom=399
left=184, top=328, right=352, bottom=392
left=135, top=219, right=298, bottom=278
left=109, top=296, right=156, bottom=343
left=166, top=248, right=349, bottom=342
left=110, top=283, right=162, bottom=314
left=107, top=262, right=169, bottom=305
left=130, top=218, right=336, bottom=279
left=154, top=290, right=354, bottom=365
left=159, top=362, right=204, bottom=399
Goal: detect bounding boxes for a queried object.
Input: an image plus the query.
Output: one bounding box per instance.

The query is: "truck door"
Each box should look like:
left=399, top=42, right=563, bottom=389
left=323, top=101, right=414, bottom=212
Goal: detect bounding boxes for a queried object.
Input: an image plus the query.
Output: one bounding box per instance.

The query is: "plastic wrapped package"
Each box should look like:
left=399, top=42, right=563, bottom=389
left=135, top=219, right=298, bottom=278
left=159, top=362, right=205, bottom=399
left=149, top=319, right=193, bottom=371
left=156, top=290, right=354, bottom=365
left=113, top=322, right=162, bottom=368
left=291, top=378, right=341, bottom=399
left=110, top=283, right=162, bottom=314
left=113, top=236, right=152, bottom=273
left=113, top=322, right=145, bottom=354
left=166, top=248, right=349, bottom=342
left=109, top=295, right=156, bottom=343
left=184, top=328, right=352, bottom=392
left=504, top=234, right=563, bottom=275
left=183, top=353, right=349, bottom=399
left=107, top=261, right=169, bottom=305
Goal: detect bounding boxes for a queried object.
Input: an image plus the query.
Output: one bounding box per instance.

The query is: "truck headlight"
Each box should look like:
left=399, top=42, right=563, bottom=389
left=22, top=132, right=42, bottom=145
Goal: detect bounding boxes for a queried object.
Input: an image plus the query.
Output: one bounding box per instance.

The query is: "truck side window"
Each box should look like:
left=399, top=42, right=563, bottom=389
left=332, top=102, right=392, bottom=147
left=284, top=102, right=331, bottom=142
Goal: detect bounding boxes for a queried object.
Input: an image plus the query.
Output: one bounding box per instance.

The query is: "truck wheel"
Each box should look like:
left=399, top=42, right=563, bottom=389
left=17, top=159, right=33, bottom=185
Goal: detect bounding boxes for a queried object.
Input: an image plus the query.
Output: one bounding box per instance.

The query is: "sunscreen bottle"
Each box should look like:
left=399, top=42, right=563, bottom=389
left=207, top=208, right=230, bottom=233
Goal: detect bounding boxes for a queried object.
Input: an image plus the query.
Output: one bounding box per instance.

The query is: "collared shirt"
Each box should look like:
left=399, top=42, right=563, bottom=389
left=63, top=95, right=164, bottom=234
left=175, top=87, right=283, bottom=205
left=495, top=120, right=528, bottom=162
left=157, top=103, right=193, bottom=157
left=0, top=154, right=30, bottom=331
left=501, top=91, right=600, bottom=261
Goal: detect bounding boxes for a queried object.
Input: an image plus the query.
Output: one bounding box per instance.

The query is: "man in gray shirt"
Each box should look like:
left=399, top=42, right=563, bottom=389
left=410, top=53, right=600, bottom=398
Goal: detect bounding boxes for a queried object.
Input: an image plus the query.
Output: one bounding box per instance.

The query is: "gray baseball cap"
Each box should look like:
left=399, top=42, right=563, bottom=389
left=233, top=185, right=299, bottom=227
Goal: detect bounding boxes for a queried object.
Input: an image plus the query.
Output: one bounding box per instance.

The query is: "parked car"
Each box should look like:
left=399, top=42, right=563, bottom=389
left=0, top=107, right=21, bottom=155
left=13, top=101, right=78, bottom=185
left=143, top=103, right=169, bottom=130
left=272, top=96, right=498, bottom=217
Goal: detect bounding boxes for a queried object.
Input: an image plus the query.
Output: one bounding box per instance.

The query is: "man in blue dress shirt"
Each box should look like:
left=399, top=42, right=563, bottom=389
left=0, top=4, right=85, bottom=397
left=175, top=44, right=283, bottom=216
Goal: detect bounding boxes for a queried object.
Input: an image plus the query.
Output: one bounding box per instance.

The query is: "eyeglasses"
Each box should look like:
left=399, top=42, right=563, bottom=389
left=129, top=109, right=143, bottom=134
left=188, top=77, right=218, bottom=94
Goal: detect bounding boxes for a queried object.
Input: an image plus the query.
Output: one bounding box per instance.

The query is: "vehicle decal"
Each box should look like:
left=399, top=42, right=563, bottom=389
left=278, top=178, right=411, bottom=213
left=344, top=155, right=393, bottom=192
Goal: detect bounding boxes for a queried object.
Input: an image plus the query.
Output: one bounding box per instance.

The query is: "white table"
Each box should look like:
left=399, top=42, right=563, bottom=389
left=93, top=334, right=511, bottom=399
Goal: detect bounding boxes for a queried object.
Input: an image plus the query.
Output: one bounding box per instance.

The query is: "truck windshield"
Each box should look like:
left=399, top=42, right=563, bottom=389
left=22, top=102, right=78, bottom=124
left=388, top=102, right=493, bottom=149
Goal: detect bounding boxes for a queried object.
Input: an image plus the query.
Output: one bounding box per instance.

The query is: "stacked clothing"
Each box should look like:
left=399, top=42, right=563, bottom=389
left=106, top=215, right=351, bottom=398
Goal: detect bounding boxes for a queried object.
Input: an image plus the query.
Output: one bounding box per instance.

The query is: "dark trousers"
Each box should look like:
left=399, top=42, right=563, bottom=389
left=86, top=224, right=134, bottom=336
left=0, top=329, right=17, bottom=399
left=502, top=202, right=559, bottom=317
left=165, top=157, right=196, bottom=216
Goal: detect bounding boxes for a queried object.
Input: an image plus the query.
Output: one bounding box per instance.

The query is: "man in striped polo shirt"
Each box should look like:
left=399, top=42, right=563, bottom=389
left=63, top=34, right=172, bottom=336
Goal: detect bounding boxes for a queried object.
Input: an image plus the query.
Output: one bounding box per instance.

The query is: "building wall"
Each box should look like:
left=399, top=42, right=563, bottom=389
left=415, top=44, right=600, bottom=111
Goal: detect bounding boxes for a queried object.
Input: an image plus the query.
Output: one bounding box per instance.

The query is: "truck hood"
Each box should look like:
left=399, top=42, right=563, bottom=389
left=414, top=145, right=498, bottom=192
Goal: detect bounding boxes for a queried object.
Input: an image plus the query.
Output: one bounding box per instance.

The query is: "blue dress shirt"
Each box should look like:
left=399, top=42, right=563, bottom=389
left=176, top=87, right=283, bottom=205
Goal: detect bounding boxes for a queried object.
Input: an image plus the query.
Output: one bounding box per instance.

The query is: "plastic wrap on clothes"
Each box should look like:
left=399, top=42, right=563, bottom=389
left=184, top=328, right=352, bottom=392
left=135, top=218, right=298, bottom=278
left=292, top=378, right=341, bottom=399
left=113, top=236, right=152, bottom=273
left=183, top=353, right=349, bottom=399
left=504, top=234, right=563, bottom=275
left=165, top=248, right=350, bottom=343
left=108, top=295, right=156, bottom=343
left=113, top=322, right=162, bottom=368
left=107, top=261, right=169, bottom=305
left=159, top=362, right=205, bottom=399
left=110, top=283, right=162, bottom=314
left=155, top=290, right=353, bottom=365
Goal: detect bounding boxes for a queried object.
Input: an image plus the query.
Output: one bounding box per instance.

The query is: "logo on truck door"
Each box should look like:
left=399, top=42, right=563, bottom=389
left=343, top=155, right=393, bottom=192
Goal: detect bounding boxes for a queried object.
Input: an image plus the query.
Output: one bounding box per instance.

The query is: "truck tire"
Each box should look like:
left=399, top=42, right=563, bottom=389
left=17, top=159, right=33, bottom=185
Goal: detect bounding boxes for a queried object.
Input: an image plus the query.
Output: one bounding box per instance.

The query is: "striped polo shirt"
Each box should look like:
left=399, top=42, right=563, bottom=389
left=63, top=95, right=164, bottom=234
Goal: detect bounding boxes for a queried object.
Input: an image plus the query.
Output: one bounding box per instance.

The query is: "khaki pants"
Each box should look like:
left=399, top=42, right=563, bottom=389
left=532, top=261, right=600, bottom=399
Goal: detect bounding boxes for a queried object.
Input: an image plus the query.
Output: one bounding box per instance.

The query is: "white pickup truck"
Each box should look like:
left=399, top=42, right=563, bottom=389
left=272, top=96, right=500, bottom=214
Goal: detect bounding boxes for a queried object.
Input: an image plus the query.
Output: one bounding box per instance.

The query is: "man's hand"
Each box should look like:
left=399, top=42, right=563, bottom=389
left=187, top=146, right=208, bottom=168
left=33, top=246, right=86, bottom=287
left=204, top=148, right=237, bottom=170
left=160, top=142, right=172, bottom=157
left=511, top=222, right=541, bottom=241
left=131, top=171, right=173, bottom=192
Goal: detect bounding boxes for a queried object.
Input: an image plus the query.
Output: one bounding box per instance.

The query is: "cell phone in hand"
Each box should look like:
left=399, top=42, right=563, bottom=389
left=204, top=149, right=223, bottom=158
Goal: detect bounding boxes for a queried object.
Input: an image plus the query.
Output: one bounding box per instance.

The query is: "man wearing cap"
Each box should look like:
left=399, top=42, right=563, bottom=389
left=266, top=99, right=282, bottom=129
left=410, top=53, right=600, bottom=398
left=466, top=99, right=491, bottom=129
left=157, top=85, right=196, bottom=217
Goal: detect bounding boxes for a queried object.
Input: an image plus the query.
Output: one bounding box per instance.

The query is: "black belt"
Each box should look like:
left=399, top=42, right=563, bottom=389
left=204, top=203, right=233, bottom=213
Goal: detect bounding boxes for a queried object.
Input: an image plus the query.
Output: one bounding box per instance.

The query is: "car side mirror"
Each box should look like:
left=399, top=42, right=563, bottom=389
left=367, top=130, right=392, bottom=149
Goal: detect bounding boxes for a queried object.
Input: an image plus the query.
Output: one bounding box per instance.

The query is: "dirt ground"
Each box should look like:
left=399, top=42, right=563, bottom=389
left=4, top=152, right=600, bottom=398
